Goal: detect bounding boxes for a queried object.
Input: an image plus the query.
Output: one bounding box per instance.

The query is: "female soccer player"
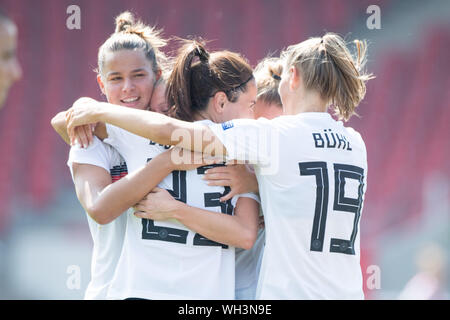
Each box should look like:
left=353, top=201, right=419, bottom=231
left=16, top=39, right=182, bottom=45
left=51, top=11, right=172, bottom=299
left=66, top=32, right=374, bottom=299
left=186, top=56, right=284, bottom=299
left=61, top=38, right=260, bottom=299
left=102, top=40, right=260, bottom=300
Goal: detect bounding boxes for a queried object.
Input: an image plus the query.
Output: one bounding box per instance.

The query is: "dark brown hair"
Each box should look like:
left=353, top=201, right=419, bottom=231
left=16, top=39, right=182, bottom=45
left=166, top=40, right=254, bottom=122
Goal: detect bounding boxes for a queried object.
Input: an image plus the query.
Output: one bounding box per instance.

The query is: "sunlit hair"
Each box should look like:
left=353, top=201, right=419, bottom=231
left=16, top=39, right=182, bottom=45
left=254, top=57, right=283, bottom=107
left=281, top=33, right=374, bottom=121
left=97, top=11, right=171, bottom=78
left=166, top=39, right=254, bottom=122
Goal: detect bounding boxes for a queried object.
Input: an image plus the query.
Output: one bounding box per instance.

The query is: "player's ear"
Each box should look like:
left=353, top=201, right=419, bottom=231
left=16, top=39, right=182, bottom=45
left=97, top=74, right=106, bottom=96
left=212, top=91, right=227, bottom=114
left=289, top=66, right=302, bottom=91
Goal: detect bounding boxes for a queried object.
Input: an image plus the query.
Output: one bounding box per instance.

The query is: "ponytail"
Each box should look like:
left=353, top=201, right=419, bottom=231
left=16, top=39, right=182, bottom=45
left=254, top=57, right=283, bottom=107
left=281, top=33, right=374, bottom=121
left=166, top=39, right=254, bottom=121
left=166, top=40, right=210, bottom=122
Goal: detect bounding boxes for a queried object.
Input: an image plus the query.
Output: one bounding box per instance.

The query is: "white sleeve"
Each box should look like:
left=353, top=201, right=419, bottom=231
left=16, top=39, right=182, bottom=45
left=104, top=123, right=127, bottom=151
left=231, top=192, right=261, bottom=208
left=67, top=136, right=111, bottom=173
left=208, top=118, right=276, bottom=166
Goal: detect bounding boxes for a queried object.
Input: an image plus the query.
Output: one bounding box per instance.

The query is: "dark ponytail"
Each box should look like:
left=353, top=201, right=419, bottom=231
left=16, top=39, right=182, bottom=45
left=166, top=39, right=254, bottom=122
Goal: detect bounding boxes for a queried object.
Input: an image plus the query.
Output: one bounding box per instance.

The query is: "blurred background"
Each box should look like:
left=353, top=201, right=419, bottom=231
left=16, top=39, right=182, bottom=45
left=0, top=0, right=448, bottom=299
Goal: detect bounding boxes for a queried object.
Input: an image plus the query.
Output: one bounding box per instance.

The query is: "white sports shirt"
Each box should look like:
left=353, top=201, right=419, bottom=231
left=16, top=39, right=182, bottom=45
left=209, top=112, right=367, bottom=299
left=67, top=136, right=128, bottom=300
left=235, top=228, right=265, bottom=299
left=104, top=120, right=257, bottom=300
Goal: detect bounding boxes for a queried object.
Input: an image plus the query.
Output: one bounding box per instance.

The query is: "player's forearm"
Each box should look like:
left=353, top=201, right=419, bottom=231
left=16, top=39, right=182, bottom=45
left=96, top=102, right=226, bottom=156
left=91, top=154, right=173, bottom=224
left=51, top=111, right=70, bottom=145
left=172, top=204, right=256, bottom=250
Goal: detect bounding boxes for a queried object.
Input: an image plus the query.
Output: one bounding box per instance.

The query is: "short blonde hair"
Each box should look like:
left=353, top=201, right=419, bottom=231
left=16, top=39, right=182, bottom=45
left=281, top=33, right=374, bottom=121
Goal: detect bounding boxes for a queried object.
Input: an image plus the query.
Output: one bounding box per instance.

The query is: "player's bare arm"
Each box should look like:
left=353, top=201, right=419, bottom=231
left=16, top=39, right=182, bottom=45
left=65, top=97, right=227, bottom=157
left=51, top=110, right=99, bottom=147
left=135, top=189, right=259, bottom=250
left=51, top=108, right=108, bottom=147
left=72, top=163, right=113, bottom=225
left=74, top=149, right=195, bottom=225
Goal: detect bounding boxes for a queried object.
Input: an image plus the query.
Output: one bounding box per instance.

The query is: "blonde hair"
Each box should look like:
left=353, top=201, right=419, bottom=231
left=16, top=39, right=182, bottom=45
left=281, top=33, right=374, bottom=121
left=254, top=57, right=283, bottom=107
left=97, top=11, right=171, bottom=78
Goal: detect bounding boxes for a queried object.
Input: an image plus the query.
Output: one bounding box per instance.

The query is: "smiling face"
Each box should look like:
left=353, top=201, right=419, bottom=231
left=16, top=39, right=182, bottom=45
left=0, top=19, right=22, bottom=109
left=97, top=49, right=158, bottom=110
left=221, top=80, right=257, bottom=121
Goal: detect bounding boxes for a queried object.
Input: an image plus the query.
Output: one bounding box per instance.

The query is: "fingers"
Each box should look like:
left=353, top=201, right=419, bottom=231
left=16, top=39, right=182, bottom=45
left=134, top=211, right=150, bottom=219
left=220, top=189, right=237, bottom=202
left=66, top=111, right=77, bottom=134
left=71, top=124, right=93, bottom=148
left=84, top=124, right=93, bottom=145
left=67, top=126, right=76, bottom=146
left=75, top=125, right=89, bottom=148
left=134, top=203, right=147, bottom=212
left=203, top=172, right=230, bottom=181
left=206, top=179, right=230, bottom=187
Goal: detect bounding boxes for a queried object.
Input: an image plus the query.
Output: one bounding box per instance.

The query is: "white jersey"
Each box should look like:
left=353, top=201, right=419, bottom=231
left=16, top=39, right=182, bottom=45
left=210, top=112, right=367, bottom=299
left=235, top=228, right=265, bottom=299
left=104, top=120, right=256, bottom=300
left=67, top=137, right=128, bottom=300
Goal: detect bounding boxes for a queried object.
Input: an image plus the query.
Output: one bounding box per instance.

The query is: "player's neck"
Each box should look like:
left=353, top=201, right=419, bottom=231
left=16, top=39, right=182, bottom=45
left=285, top=91, right=327, bottom=115
left=193, top=108, right=220, bottom=123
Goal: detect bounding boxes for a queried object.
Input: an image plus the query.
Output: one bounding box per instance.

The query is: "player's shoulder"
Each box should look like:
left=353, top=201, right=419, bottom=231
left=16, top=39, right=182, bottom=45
left=343, top=125, right=365, bottom=146
left=78, top=136, right=124, bottom=162
left=263, top=114, right=315, bottom=135
left=70, top=136, right=105, bottom=156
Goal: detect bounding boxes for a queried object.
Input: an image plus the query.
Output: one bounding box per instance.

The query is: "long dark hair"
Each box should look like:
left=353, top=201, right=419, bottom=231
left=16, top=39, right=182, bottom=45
left=166, top=39, right=254, bottom=122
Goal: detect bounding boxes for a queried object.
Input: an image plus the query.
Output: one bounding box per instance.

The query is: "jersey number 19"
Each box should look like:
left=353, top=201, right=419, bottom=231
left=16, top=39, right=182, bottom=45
left=299, top=162, right=365, bottom=255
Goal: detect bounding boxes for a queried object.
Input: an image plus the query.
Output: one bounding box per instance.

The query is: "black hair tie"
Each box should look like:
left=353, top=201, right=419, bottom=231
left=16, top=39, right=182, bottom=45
left=272, top=74, right=281, bottom=81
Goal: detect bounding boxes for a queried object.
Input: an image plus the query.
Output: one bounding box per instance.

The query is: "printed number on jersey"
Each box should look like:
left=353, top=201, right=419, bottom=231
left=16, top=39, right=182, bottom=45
left=141, top=159, right=232, bottom=248
left=299, top=161, right=364, bottom=255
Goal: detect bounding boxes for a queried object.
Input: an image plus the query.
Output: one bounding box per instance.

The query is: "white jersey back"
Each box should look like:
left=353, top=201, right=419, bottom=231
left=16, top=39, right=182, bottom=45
left=210, top=112, right=367, bottom=299
left=67, top=137, right=128, bottom=300
left=104, top=121, right=243, bottom=300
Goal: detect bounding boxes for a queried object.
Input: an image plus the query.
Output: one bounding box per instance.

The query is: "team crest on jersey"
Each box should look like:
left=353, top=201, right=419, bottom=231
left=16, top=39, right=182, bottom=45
left=221, top=121, right=234, bottom=130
